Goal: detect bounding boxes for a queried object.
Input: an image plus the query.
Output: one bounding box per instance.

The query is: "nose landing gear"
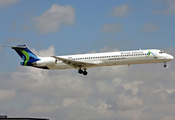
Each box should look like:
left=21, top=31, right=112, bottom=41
left=164, top=62, right=167, bottom=68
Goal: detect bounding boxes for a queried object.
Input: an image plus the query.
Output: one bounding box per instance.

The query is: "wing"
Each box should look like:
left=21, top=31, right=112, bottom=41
left=51, top=56, right=103, bottom=69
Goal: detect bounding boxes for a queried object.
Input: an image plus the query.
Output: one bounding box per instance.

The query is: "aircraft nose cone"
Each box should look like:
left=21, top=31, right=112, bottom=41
left=170, top=55, right=174, bottom=60
left=168, top=55, right=174, bottom=60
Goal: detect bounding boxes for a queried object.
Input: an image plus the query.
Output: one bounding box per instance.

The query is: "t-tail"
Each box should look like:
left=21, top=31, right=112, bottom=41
left=11, top=45, right=41, bottom=66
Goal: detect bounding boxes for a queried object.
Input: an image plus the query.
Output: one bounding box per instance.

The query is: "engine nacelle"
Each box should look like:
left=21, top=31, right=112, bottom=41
left=34, top=57, right=55, bottom=67
left=20, top=57, right=56, bottom=67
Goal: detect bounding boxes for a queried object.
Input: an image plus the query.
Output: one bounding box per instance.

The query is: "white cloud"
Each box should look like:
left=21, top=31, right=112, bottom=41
left=26, top=105, right=57, bottom=114
left=141, top=22, right=159, bottom=33
left=161, top=116, right=175, bottom=120
left=0, top=90, right=16, bottom=102
left=0, top=0, right=21, bottom=8
left=0, top=46, right=175, bottom=120
left=29, top=97, right=45, bottom=105
left=154, top=0, right=175, bottom=15
left=120, top=81, right=142, bottom=94
left=32, top=4, right=76, bottom=34
left=62, top=98, right=77, bottom=107
left=97, top=101, right=112, bottom=113
left=31, top=46, right=55, bottom=57
left=96, top=81, right=117, bottom=95
left=117, top=96, right=143, bottom=109
left=110, top=4, right=130, bottom=18
left=102, top=23, right=123, bottom=34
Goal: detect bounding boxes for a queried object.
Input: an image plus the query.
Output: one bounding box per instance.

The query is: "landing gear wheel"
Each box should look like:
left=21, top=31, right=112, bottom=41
left=164, top=62, right=167, bottom=68
left=164, top=64, right=167, bottom=68
left=78, top=69, right=88, bottom=75
left=78, top=69, right=83, bottom=74
left=83, top=71, right=88, bottom=75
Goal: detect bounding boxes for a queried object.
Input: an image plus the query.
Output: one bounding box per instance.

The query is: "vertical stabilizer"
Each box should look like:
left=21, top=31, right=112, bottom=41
left=12, top=45, right=40, bottom=66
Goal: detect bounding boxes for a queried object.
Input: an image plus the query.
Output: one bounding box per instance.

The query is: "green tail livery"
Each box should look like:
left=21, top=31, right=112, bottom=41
left=12, top=45, right=40, bottom=66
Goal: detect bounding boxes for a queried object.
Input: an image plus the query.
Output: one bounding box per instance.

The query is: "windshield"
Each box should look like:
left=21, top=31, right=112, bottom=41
left=159, top=50, right=164, bottom=53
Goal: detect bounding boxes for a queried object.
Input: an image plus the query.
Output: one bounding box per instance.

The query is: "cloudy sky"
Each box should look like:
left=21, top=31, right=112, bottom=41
left=0, top=0, right=175, bottom=120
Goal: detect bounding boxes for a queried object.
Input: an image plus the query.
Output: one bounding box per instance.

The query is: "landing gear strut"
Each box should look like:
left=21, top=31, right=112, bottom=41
left=164, top=62, right=167, bottom=68
left=78, top=69, right=88, bottom=75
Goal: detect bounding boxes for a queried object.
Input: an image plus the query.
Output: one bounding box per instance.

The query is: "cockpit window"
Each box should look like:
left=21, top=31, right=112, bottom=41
left=159, top=50, right=164, bottom=53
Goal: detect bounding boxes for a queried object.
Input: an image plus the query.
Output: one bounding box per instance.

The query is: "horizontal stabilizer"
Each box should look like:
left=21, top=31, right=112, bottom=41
left=5, top=45, right=27, bottom=49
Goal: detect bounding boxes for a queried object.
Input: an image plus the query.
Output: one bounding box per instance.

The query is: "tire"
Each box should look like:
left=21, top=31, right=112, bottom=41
left=164, top=65, right=167, bottom=68
left=83, top=71, right=88, bottom=75
left=78, top=69, right=83, bottom=74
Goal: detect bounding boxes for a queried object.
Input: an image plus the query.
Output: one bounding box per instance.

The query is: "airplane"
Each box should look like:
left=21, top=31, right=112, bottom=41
left=8, top=44, right=173, bottom=75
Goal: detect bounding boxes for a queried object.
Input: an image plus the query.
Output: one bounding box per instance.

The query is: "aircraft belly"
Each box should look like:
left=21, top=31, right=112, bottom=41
left=47, top=62, right=73, bottom=70
left=45, top=56, right=170, bottom=70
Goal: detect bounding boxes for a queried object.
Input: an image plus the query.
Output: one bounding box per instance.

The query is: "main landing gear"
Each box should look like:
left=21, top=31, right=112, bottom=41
left=164, top=62, right=167, bottom=68
left=78, top=69, right=88, bottom=75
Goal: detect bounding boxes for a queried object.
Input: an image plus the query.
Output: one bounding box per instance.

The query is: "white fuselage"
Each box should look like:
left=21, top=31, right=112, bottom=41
left=34, top=49, right=173, bottom=70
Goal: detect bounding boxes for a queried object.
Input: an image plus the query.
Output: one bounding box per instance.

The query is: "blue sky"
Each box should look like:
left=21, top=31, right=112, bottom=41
left=0, top=0, right=175, bottom=72
left=0, top=1, right=175, bottom=120
left=0, top=0, right=175, bottom=68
